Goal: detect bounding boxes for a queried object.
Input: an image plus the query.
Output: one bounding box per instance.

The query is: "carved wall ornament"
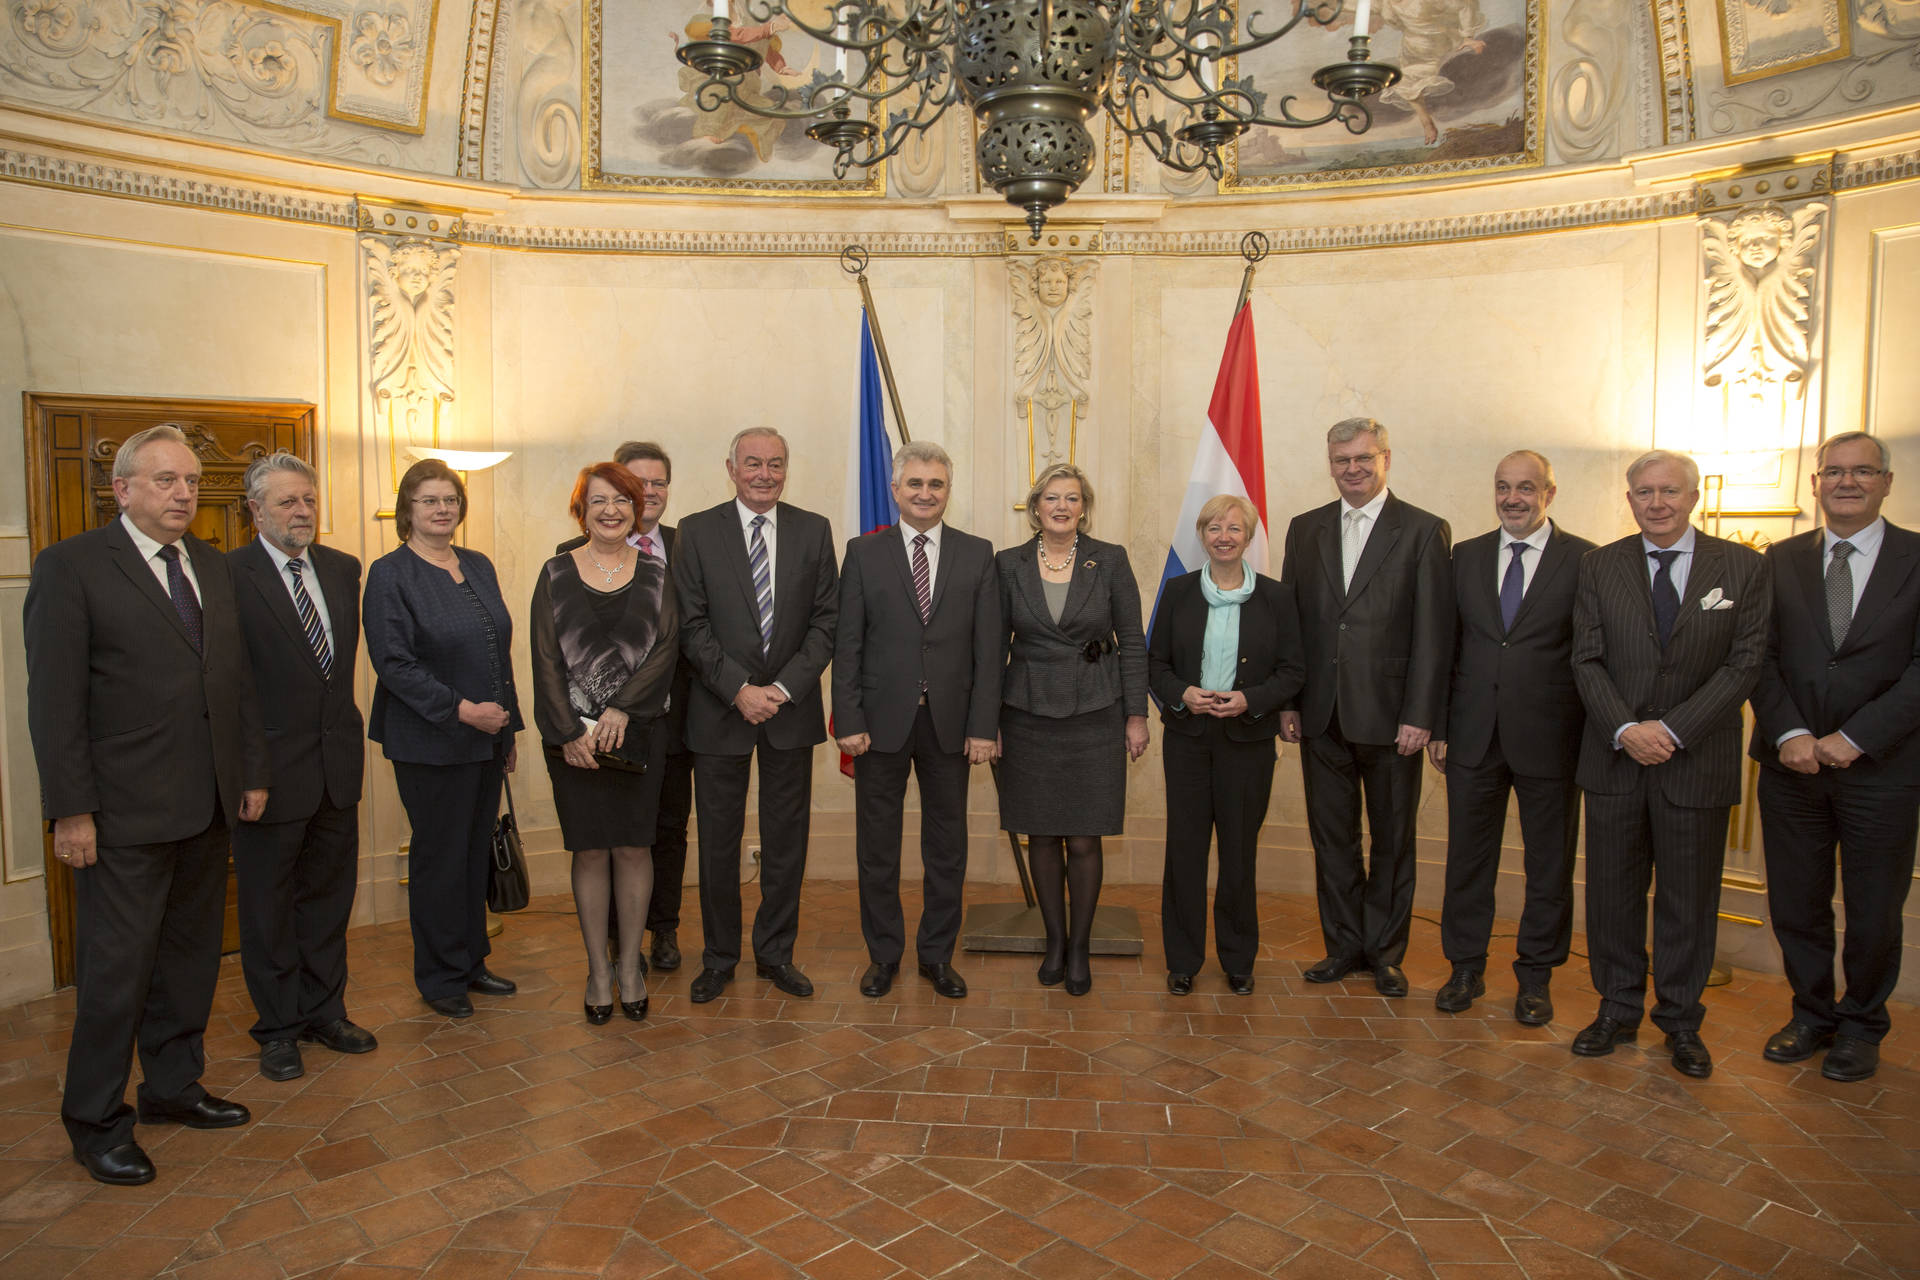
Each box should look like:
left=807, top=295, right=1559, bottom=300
left=365, top=235, right=460, bottom=478
left=0, top=0, right=439, bottom=156
left=1704, top=24, right=1920, bottom=136
left=514, top=0, right=579, bottom=189
left=1650, top=0, right=1697, bottom=144
left=1010, top=255, right=1096, bottom=479
left=455, top=0, right=504, bottom=179
left=1698, top=200, right=1827, bottom=454
left=1547, top=0, right=1660, bottom=162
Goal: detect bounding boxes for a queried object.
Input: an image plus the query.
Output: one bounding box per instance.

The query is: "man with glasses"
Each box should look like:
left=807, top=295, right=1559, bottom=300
left=1750, top=432, right=1918, bottom=1083
left=1570, top=450, right=1769, bottom=1079
left=1280, top=418, right=1455, bottom=998
left=558, top=442, right=693, bottom=973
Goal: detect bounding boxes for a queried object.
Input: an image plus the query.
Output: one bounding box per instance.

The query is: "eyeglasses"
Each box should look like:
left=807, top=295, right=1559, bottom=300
left=1819, top=466, right=1885, bottom=482
left=1332, top=453, right=1381, bottom=469
left=586, top=495, right=634, bottom=508
left=411, top=495, right=461, bottom=508
left=636, top=479, right=671, bottom=491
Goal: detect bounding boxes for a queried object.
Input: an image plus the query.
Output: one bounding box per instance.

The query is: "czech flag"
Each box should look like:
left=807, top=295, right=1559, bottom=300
left=1150, top=299, right=1268, bottom=639
left=837, top=308, right=898, bottom=776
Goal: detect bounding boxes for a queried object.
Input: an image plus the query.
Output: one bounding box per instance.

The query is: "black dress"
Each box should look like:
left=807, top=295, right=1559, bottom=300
left=530, top=554, right=679, bottom=851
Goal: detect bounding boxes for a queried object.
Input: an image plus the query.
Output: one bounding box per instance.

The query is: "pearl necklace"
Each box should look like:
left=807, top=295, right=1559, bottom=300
left=586, top=543, right=631, bottom=586
left=1037, top=533, right=1078, bottom=574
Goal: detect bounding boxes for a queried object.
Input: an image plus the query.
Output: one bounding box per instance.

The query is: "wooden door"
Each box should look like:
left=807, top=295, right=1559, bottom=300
left=24, top=393, right=317, bottom=987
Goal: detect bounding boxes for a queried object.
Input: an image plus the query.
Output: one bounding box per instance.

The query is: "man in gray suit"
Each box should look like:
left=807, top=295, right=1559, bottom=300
left=834, top=442, right=1002, bottom=999
left=1571, top=449, right=1770, bottom=1079
left=673, top=427, right=838, bottom=1003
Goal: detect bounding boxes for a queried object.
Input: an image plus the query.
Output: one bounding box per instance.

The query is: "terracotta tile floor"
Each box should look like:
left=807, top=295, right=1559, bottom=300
left=0, top=881, right=1914, bottom=1279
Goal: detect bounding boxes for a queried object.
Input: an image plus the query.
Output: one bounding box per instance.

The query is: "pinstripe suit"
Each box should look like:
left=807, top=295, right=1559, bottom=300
left=1571, top=531, right=1770, bottom=1032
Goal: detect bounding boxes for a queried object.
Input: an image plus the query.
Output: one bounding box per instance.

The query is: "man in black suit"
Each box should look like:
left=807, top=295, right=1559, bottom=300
left=557, top=441, right=693, bottom=973
left=230, top=454, right=377, bottom=1082
left=24, top=424, right=269, bottom=1186
left=1751, top=431, right=1919, bottom=1083
left=1571, top=450, right=1769, bottom=1079
left=1280, top=418, right=1455, bottom=997
left=1429, top=451, right=1595, bottom=1024
left=673, top=427, right=838, bottom=1002
left=833, top=442, right=1002, bottom=1000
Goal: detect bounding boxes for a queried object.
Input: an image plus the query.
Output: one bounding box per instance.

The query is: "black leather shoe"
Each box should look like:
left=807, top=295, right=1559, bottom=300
left=1227, top=973, right=1255, bottom=996
left=1037, top=955, right=1065, bottom=987
left=1666, top=1029, right=1713, bottom=1079
left=426, top=994, right=474, bottom=1018
left=689, top=968, right=733, bottom=1003
left=1571, top=1015, right=1637, bottom=1057
left=651, top=929, right=682, bottom=972
left=584, top=1002, right=613, bottom=1025
left=1763, top=1019, right=1833, bottom=1063
left=1372, top=964, right=1409, bottom=998
left=76, top=1142, right=155, bottom=1187
left=1304, top=955, right=1360, bottom=984
left=1434, top=967, right=1484, bottom=1013
left=1167, top=972, right=1194, bottom=996
left=860, top=962, right=898, bottom=998
left=756, top=962, right=814, bottom=998
left=621, top=997, right=650, bottom=1022
left=918, top=962, right=968, bottom=999
left=301, top=1019, right=377, bottom=1055
left=259, top=1040, right=303, bottom=1082
left=1513, top=985, right=1554, bottom=1026
left=468, top=970, right=517, bottom=996
left=1822, top=1036, right=1879, bottom=1082
left=138, top=1094, right=250, bottom=1129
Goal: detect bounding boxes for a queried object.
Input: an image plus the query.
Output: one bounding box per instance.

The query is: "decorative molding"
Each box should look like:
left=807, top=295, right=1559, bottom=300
left=1695, top=155, right=1835, bottom=211
left=456, top=0, right=503, bottom=179
left=1704, top=28, right=1920, bottom=138
left=362, top=231, right=460, bottom=508
left=1549, top=0, right=1660, bottom=163
left=1649, top=0, right=1696, bottom=145
left=0, top=146, right=360, bottom=224
left=891, top=117, right=945, bottom=199
left=1010, top=255, right=1096, bottom=480
left=514, top=0, right=578, bottom=189
left=457, top=224, right=1009, bottom=254
left=1837, top=142, right=1920, bottom=189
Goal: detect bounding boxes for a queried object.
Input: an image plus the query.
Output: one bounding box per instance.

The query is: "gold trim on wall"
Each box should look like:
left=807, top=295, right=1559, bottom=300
left=232, top=0, right=441, bottom=136
left=1714, top=0, right=1852, bottom=88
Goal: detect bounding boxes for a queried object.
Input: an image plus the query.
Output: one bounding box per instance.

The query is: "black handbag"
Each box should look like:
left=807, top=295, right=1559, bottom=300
left=486, top=777, right=531, bottom=913
left=543, top=718, right=652, bottom=775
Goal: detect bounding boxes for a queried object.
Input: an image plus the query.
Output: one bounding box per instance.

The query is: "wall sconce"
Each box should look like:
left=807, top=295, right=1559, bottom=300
left=412, top=448, right=512, bottom=471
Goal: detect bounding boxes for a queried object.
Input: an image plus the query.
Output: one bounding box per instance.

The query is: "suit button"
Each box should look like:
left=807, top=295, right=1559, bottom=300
left=1500, top=641, right=1508, bottom=648
left=1239, top=657, right=1248, bottom=664
left=1659, top=667, right=1672, bottom=676
left=1339, top=623, right=1349, bottom=631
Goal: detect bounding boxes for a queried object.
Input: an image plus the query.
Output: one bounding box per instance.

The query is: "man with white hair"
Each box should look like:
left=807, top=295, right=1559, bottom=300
left=1569, top=449, right=1769, bottom=1079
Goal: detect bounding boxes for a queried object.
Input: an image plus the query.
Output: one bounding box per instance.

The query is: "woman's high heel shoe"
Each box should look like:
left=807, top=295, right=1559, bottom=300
left=621, top=997, right=649, bottom=1022
left=1037, top=941, right=1065, bottom=987
left=585, top=1002, right=613, bottom=1025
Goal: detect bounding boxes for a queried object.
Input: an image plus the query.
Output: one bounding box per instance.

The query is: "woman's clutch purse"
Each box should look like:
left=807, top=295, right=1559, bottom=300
left=545, top=715, right=651, bottom=774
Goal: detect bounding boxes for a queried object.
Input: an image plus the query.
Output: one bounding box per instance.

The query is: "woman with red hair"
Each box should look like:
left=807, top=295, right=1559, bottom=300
left=530, top=463, right=679, bottom=1023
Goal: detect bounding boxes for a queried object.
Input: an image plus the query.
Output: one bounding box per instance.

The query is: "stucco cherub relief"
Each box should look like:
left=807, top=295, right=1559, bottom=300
left=1010, top=255, right=1097, bottom=474
left=1700, top=200, right=1826, bottom=449
left=366, top=235, right=460, bottom=455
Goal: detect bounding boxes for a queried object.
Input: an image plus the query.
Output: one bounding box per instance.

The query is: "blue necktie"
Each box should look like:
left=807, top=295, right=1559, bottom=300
left=287, top=558, right=333, bottom=676
left=1499, top=541, right=1527, bottom=632
left=1650, top=549, right=1680, bottom=648
left=157, top=544, right=203, bottom=652
left=748, top=515, right=773, bottom=654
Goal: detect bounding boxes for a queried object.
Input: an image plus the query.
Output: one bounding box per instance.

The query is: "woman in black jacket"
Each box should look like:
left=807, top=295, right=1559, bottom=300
left=1147, top=494, right=1304, bottom=996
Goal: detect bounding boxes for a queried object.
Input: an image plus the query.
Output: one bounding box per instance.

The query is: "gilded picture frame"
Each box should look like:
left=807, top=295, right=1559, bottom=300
left=1221, top=0, right=1543, bottom=193
left=1716, top=0, right=1853, bottom=86
left=583, top=0, right=885, bottom=194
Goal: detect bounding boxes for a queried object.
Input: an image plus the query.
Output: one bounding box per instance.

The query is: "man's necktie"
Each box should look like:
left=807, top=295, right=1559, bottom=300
left=911, top=533, right=932, bottom=623
left=1650, top=549, right=1680, bottom=648
left=287, top=557, right=333, bottom=676
left=1500, top=541, right=1527, bottom=631
left=157, top=544, right=203, bottom=653
left=638, top=532, right=658, bottom=561
left=748, top=515, right=773, bottom=654
left=1342, top=509, right=1367, bottom=591
left=1826, top=540, right=1856, bottom=650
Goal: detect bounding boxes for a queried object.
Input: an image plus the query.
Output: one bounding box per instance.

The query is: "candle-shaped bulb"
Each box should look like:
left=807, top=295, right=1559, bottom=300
left=713, top=0, right=728, bottom=21
left=835, top=20, right=849, bottom=76
left=1352, top=0, right=1372, bottom=39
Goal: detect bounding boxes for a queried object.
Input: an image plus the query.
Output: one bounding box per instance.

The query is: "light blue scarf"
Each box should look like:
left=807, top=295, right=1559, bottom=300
left=1198, top=564, right=1254, bottom=692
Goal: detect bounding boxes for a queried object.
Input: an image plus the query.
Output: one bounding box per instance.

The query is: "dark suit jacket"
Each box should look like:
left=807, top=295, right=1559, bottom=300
left=24, top=520, right=269, bottom=846
left=229, top=540, right=365, bottom=822
left=364, top=545, right=524, bottom=766
left=1749, top=522, right=1920, bottom=785
left=1280, top=493, right=1455, bottom=744
left=1571, top=531, right=1770, bottom=805
left=559, top=524, right=690, bottom=752
left=1444, top=522, right=1597, bottom=776
left=1147, top=569, right=1304, bottom=742
left=833, top=524, right=1003, bottom=754
left=996, top=536, right=1149, bottom=719
left=673, top=500, right=838, bottom=754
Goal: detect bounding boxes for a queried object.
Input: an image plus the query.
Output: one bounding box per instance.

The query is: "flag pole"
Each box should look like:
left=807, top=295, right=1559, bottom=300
left=1232, top=230, right=1270, bottom=317
left=841, top=245, right=911, bottom=443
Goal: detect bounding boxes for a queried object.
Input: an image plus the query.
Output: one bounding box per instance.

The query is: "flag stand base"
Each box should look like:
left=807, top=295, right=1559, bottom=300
left=960, top=902, right=1144, bottom=955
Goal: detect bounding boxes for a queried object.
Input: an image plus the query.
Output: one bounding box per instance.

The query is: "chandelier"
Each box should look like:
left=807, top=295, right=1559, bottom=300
left=676, top=0, right=1401, bottom=238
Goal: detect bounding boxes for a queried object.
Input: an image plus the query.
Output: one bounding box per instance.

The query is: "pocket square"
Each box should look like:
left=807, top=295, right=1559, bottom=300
left=1699, top=587, right=1735, bottom=611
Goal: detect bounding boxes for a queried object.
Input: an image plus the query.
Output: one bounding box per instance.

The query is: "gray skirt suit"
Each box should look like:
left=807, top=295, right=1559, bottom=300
left=995, top=536, right=1150, bottom=835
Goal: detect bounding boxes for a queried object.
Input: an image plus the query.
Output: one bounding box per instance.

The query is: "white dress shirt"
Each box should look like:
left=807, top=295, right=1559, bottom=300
left=1773, top=517, right=1885, bottom=751
left=260, top=538, right=336, bottom=655
left=899, top=520, right=942, bottom=597
left=1340, top=488, right=1391, bottom=589
left=1497, top=519, right=1554, bottom=598
left=121, top=513, right=201, bottom=600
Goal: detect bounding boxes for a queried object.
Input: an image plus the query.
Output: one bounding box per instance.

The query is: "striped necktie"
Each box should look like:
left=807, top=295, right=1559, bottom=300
left=749, top=515, right=773, bottom=654
left=912, top=533, right=932, bottom=622
left=287, top=557, right=333, bottom=676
